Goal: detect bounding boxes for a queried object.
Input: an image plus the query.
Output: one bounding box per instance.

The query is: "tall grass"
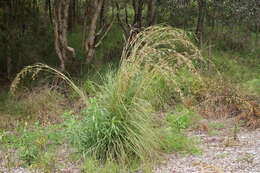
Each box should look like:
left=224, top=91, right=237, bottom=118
left=10, top=63, right=87, bottom=104
left=71, top=25, right=205, bottom=163
left=119, top=25, right=205, bottom=102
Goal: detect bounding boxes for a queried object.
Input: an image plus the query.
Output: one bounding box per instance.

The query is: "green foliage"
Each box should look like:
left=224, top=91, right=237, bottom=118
left=96, top=24, right=124, bottom=61
left=68, top=28, right=85, bottom=60
left=207, top=50, right=260, bottom=83
left=160, top=129, right=200, bottom=154
left=205, top=29, right=252, bottom=51
left=1, top=123, right=63, bottom=169
left=5, top=26, right=210, bottom=171
left=243, top=78, right=260, bottom=95
left=166, top=106, right=201, bottom=130
left=159, top=106, right=201, bottom=154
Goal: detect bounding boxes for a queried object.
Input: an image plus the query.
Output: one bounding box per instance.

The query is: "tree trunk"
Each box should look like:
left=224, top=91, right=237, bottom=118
left=53, top=0, right=75, bottom=71
left=47, top=0, right=53, bottom=25
left=68, top=0, right=76, bottom=31
left=84, top=0, right=104, bottom=63
left=147, top=0, right=157, bottom=26
left=196, top=0, right=206, bottom=44
left=133, top=0, right=144, bottom=28
left=7, top=56, right=12, bottom=79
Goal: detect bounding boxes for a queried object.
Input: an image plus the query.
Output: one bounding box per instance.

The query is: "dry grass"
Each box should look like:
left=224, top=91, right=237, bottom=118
left=195, top=79, right=260, bottom=128
left=10, top=63, right=87, bottom=105
left=1, top=86, right=67, bottom=128
left=119, top=25, right=205, bottom=104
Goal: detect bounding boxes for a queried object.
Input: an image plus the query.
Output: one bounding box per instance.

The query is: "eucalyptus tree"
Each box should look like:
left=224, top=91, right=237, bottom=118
left=83, top=0, right=116, bottom=63
left=53, top=0, right=75, bottom=71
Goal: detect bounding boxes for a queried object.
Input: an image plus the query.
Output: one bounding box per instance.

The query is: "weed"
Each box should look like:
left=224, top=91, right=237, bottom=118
left=160, top=107, right=201, bottom=154
left=166, top=106, right=202, bottom=130
left=208, top=122, right=225, bottom=130
left=1, top=123, right=64, bottom=171
left=71, top=91, right=159, bottom=163
left=69, top=25, right=207, bottom=164
left=159, top=127, right=200, bottom=154
left=236, top=153, right=255, bottom=164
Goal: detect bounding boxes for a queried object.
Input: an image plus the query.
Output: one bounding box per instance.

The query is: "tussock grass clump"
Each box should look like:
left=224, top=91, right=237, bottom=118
left=71, top=75, right=159, bottom=163
left=73, top=25, right=205, bottom=163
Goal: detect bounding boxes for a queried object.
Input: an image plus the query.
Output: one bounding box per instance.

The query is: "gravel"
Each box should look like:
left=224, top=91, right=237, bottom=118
left=155, top=128, right=260, bottom=173
left=0, top=168, right=32, bottom=173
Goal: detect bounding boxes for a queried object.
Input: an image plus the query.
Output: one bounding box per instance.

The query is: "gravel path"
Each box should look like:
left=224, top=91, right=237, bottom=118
left=155, top=128, right=260, bottom=173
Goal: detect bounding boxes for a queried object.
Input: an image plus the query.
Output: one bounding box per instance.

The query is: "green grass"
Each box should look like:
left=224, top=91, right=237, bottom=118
left=0, top=122, right=64, bottom=171
left=207, top=50, right=259, bottom=82
left=81, top=158, right=123, bottom=173
left=68, top=75, right=160, bottom=164
left=243, top=78, right=260, bottom=95
left=160, top=106, right=201, bottom=154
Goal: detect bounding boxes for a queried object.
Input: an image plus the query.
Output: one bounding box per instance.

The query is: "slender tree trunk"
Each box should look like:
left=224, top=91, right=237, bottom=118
left=53, top=0, right=75, bottom=71
left=68, top=0, right=76, bottom=31
left=84, top=0, right=104, bottom=63
left=147, top=0, right=157, bottom=26
left=7, top=56, right=12, bottom=79
left=47, top=0, right=53, bottom=25
left=132, top=0, right=144, bottom=28
left=196, top=0, right=206, bottom=44
left=100, top=1, right=106, bottom=27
